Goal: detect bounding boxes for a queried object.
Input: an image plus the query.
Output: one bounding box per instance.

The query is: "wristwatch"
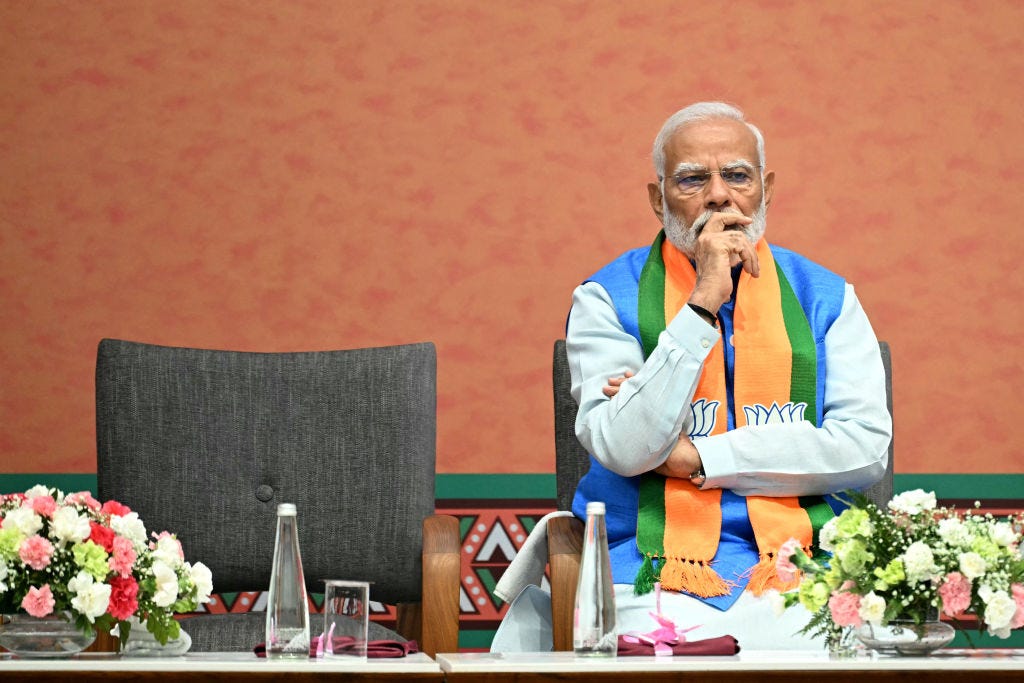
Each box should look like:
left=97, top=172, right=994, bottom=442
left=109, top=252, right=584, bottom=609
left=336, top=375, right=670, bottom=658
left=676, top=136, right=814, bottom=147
left=689, top=461, right=706, bottom=488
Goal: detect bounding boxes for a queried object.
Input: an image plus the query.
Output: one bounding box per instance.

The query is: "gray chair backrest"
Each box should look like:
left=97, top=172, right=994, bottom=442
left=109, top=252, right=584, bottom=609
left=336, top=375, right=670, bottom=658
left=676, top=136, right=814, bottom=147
left=864, top=341, right=895, bottom=506
left=96, top=338, right=437, bottom=605
left=553, top=339, right=895, bottom=511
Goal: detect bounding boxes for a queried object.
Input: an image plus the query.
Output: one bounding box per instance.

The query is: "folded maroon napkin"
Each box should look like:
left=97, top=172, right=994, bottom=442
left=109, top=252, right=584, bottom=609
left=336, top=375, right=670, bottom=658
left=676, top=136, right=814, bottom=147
left=617, top=634, right=740, bottom=656
left=253, top=636, right=419, bottom=658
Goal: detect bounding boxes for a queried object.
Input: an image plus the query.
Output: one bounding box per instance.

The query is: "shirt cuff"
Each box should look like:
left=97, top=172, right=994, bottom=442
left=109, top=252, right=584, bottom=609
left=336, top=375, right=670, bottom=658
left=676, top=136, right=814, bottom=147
left=664, top=304, right=720, bottom=360
left=692, top=433, right=738, bottom=489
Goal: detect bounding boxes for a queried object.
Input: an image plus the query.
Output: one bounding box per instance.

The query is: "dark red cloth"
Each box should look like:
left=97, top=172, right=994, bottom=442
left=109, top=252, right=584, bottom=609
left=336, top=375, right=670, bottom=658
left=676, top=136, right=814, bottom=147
left=617, top=634, right=740, bottom=656
left=253, top=636, right=419, bottom=659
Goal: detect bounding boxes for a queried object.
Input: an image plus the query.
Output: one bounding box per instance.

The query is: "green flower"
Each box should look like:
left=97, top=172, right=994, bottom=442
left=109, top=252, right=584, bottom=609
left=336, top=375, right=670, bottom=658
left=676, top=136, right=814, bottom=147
left=970, top=536, right=1000, bottom=562
left=0, top=527, right=23, bottom=560
left=834, top=508, right=873, bottom=539
left=72, top=540, right=110, bottom=581
left=823, top=565, right=845, bottom=591
left=837, top=538, right=874, bottom=576
left=872, top=559, right=905, bottom=590
left=799, top=578, right=831, bottom=611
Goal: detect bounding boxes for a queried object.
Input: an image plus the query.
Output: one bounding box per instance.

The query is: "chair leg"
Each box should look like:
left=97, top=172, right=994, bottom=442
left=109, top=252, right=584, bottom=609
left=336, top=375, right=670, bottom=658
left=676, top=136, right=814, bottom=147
left=421, top=513, right=461, bottom=656
left=548, top=515, right=584, bottom=652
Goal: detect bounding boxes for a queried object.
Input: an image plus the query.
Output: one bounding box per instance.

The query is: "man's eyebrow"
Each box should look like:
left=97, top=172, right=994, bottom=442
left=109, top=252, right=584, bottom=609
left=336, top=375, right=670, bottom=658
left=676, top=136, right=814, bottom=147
left=669, top=159, right=757, bottom=176
left=721, top=158, right=757, bottom=171
left=670, top=162, right=708, bottom=175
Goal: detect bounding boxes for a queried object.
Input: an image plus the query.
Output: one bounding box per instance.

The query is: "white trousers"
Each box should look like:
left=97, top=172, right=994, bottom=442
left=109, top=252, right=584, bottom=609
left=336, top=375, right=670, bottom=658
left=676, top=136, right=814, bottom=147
left=615, top=584, right=825, bottom=651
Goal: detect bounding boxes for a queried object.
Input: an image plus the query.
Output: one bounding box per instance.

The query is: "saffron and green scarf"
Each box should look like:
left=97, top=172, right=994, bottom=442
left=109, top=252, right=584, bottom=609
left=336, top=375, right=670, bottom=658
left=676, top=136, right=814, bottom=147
left=634, top=231, right=834, bottom=598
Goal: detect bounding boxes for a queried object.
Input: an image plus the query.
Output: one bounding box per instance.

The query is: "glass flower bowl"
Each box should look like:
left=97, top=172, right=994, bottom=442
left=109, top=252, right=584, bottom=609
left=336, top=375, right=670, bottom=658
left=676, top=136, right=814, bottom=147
left=854, top=619, right=955, bottom=656
left=0, top=613, right=96, bottom=658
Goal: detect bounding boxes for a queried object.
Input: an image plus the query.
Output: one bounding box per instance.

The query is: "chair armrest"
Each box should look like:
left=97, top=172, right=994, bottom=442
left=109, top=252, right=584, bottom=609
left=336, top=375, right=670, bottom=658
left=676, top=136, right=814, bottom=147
left=547, top=515, right=584, bottom=652
left=420, top=513, right=461, bottom=657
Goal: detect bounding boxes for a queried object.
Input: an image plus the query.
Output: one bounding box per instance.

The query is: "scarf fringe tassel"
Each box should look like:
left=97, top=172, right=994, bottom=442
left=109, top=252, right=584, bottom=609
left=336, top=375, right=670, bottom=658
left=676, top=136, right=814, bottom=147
left=633, top=554, right=660, bottom=596
left=658, top=557, right=732, bottom=598
left=745, top=553, right=801, bottom=596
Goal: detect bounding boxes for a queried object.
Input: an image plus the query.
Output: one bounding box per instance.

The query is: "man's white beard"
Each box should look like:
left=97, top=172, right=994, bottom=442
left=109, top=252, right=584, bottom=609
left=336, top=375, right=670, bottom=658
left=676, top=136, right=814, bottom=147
left=662, top=197, right=768, bottom=257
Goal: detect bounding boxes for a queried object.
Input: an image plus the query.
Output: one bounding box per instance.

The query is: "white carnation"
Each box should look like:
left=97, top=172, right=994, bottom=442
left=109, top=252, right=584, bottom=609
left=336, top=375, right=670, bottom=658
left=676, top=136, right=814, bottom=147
left=902, top=542, right=939, bottom=584
left=818, top=518, right=838, bottom=553
left=982, top=590, right=1017, bottom=632
left=110, top=512, right=147, bottom=544
left=959, top=552, right=987, bottom=580
left=0, top=561, right=8, bottom=592
left=762, top=590, right=787, bottom=617
left=858, top=591, right=887, bottom=626
left=990, top=522, right=1017, bottom=547
left=50, top=506, right=91, bottom=545
left=937, top=517, right=970, bottom=548
left=2, top=505, right=43, bottom=536
left=24, top=485, right=50, bottom=499
left=151, top=535, right=184, bottom=567
left=888, top=489, right=936, bottom=516
left=189, top=562, right=213, bottom=604
left=68, top=571, right=111, bottom=622
left=67, top=570, right=94, bottom=594
left=151, top=560, right=179, bottom=607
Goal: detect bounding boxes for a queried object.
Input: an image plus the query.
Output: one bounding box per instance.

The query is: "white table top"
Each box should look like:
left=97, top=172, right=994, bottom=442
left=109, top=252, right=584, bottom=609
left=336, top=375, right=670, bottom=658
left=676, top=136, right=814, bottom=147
left=0, top=650, right=440, bottom=673
left=435, top=649, right=1024, bottom=672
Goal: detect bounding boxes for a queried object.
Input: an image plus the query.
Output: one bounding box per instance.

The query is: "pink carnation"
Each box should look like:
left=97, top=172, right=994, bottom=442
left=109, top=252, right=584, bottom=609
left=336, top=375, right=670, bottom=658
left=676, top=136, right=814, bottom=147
left=101, top=500, right=132, bottom=518
left=107, top=576, right=140, bottom=620
left=828, top=591, right=863, bottom=628
left=18, top=534, right=55, bottom=570
left=109, top=535, right=137, bottom=577
left=66, top=491, right=101, bottom=511
left=21, top=584, right=55, bottom=618
left=1011, top=583, right=1024, bottom=630
left=775, top=537, right=804, bottom=583
left=939, top=572, right=972, bottom=617
left=30, top=495, right=57, bottom=518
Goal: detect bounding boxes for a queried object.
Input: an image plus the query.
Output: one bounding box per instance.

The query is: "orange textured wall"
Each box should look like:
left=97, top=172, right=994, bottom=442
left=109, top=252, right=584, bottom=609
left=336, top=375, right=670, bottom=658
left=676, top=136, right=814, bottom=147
left=2, top=1, right=1022, bottom=475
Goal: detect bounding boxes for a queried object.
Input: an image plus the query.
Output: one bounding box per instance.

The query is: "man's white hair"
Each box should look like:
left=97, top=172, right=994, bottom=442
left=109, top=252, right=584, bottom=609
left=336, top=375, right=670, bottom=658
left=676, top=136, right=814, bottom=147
left=652, top=102, right=766, bottom=179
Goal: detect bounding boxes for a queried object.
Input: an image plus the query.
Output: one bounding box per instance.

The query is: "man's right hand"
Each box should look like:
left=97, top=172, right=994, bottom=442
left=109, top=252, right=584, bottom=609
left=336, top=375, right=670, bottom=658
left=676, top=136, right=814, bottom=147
left=688, top=211, right=759, bottom=312
left=654, top=434, right=703, bottom=483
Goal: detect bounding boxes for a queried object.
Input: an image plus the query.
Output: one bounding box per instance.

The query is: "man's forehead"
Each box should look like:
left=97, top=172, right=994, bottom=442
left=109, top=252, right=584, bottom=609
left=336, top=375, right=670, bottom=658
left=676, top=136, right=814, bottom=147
left=665, top=117, right=758, bottom=161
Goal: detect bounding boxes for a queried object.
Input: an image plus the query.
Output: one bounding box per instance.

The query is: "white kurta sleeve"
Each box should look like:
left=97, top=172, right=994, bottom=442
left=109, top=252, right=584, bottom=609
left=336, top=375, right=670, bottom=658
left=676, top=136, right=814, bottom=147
left=695, top=283, right=891, bottom=496
left=567, top=281, right=719, bottom=477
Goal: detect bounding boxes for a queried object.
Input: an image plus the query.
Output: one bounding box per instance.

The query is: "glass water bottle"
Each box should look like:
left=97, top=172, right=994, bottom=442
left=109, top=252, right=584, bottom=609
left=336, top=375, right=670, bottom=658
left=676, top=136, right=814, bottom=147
left=573, top=500, right=617, bottom=656
left=265, top=503, right=310, bottom=658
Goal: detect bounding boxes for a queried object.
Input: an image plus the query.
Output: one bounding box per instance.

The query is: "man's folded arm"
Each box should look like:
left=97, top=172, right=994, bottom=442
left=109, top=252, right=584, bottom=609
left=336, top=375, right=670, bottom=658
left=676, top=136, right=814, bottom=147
left=695, top=284, right=892, bottom=497
left=568, top=281, right=718, bottom=477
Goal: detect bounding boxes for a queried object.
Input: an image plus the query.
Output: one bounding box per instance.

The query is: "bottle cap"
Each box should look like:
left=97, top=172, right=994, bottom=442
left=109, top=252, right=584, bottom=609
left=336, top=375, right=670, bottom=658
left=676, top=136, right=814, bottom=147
left=277, top=503, right=297, bottom=516
left=586, top=501, right=606, bottom=515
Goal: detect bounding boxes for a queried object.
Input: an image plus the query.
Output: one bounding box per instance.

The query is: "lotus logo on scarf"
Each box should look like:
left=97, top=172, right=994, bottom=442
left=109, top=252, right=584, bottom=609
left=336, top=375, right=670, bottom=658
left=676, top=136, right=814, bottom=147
left=742, top=401, right=807, bottom=426
left=687, top=399, right=720, bottom=438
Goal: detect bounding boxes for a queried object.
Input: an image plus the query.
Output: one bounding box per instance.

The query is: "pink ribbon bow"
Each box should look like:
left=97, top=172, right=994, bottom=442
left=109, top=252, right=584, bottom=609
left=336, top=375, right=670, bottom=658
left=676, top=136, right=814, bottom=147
left=621, top=582, right=702, bottom=656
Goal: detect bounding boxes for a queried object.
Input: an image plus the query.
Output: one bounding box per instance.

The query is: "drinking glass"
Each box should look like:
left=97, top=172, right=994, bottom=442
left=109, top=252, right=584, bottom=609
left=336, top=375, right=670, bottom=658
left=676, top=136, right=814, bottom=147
left=321, top=580, right=370, bottom=662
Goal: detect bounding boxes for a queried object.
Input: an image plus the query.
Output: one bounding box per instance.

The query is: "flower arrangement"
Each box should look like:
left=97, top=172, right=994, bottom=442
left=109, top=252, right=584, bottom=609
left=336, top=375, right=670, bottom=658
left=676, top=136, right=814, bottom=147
left=777, top=489, right=1024, bottom=647
left=0, top=485, right=213, bottom=645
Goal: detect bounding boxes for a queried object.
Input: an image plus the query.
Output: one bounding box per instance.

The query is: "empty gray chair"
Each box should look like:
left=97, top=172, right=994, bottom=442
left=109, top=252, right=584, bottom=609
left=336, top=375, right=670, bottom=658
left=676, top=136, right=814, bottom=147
left=95, top=338, right=460, bottom=655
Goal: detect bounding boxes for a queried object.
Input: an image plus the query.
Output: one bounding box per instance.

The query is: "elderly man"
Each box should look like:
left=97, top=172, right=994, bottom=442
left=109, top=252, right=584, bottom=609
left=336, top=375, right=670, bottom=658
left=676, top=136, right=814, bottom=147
left=566, top=101, right=891, bottom=648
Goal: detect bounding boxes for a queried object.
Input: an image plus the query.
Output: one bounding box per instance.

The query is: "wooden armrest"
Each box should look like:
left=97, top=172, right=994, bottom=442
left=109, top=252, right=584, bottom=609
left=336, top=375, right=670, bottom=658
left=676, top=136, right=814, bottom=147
left=419, top=513, right=461, bottom=657
left=547, top=515, right=584, bottom=652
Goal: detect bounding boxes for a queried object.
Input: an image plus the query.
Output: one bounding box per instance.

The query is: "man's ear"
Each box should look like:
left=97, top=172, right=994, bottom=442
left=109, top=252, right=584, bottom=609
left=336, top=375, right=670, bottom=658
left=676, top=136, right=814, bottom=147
left=647, top=181, right=665, bottom=222
left=762, top=169, right=775, bottom=207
